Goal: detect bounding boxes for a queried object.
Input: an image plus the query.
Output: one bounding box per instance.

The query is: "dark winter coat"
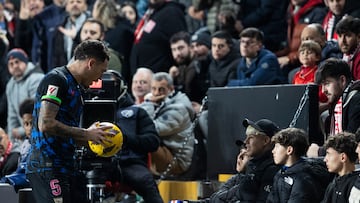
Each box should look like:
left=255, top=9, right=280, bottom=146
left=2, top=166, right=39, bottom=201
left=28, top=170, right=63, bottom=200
left=266, top=159, right=328, bottom=203
left=130, top=2, right=187, bottom=75
left=321, top=171, right=360, bottom=203
left=209, top=150, right=279, bottom=203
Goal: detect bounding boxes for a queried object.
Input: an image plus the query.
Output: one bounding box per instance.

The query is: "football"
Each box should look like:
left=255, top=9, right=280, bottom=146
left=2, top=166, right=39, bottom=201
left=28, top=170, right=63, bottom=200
left=88, top=122, right=123, bottom=157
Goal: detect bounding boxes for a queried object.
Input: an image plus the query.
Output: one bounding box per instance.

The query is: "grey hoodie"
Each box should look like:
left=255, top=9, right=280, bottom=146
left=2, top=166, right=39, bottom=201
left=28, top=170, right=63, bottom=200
left=6, top=62, right=44, bottom=152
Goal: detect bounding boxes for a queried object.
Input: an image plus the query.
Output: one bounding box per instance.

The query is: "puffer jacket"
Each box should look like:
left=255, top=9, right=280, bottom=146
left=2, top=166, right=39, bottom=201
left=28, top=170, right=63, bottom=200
left=140, top=91, right=195, bottom=171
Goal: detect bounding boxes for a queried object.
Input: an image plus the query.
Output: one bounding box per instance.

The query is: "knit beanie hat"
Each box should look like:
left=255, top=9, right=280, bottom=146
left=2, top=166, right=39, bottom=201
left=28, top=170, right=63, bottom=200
left=191, top=32, right=211, bottom=48
left=7, top=48, right=28, bottom=64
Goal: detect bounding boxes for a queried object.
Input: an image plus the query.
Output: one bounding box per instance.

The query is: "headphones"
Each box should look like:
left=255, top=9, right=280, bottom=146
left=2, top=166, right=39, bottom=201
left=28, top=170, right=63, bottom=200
left=106, top=69, right=128, bottom=101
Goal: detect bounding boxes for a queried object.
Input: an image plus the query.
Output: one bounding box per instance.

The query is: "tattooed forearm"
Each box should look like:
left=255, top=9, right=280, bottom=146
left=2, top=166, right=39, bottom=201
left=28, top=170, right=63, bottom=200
left=38, top=100, right=86, bottom=142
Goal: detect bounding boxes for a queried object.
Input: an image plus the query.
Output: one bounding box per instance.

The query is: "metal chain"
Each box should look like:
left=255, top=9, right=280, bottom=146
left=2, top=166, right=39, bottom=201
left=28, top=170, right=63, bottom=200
left=289, top=85, right=310, bottom=128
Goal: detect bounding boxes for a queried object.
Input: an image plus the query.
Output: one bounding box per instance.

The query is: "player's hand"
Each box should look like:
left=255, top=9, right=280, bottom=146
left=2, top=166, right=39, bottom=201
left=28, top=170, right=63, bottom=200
left=85, top=122, right=113, bottom=145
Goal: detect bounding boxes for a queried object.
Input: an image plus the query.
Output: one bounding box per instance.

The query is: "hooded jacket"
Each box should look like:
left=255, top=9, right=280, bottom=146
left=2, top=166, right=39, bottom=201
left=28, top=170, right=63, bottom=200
left=322, top=171, right=360, bottom=203
left=6, top=62, right=44, bottom=152
left=267, top=158, right=330, bottom=203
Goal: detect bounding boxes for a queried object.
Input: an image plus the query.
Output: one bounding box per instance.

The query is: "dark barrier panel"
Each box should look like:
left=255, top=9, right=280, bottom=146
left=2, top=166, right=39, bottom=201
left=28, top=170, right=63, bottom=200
left=207, top=84, right=320, bottom=179
left=81, top=100, right=117, bottom=128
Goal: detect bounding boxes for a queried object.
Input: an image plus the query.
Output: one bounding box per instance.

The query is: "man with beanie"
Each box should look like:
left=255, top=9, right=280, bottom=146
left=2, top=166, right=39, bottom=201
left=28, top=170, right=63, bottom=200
left=189, top=31, right=212, bottom=108
left=191, top=31, right=212, bottom=59
left=209, top=118, right=280, bottom=203
left=5, top=48, right=44, bottom=153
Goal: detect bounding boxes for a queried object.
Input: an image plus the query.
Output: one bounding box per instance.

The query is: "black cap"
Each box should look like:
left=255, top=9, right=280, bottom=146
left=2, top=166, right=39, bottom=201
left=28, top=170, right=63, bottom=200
left=236, top=118, right=280, bottom=146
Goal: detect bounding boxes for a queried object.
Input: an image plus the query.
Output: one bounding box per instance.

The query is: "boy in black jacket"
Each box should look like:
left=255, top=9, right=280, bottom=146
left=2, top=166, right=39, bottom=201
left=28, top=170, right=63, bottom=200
left=322, top=132, right=359, bottom=203
left=267, top=128, right=326, bottom=203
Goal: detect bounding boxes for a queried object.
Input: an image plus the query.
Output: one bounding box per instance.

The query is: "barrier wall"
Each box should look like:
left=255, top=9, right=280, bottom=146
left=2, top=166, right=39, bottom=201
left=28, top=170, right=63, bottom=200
left=207, top=84, right=320, bottom=179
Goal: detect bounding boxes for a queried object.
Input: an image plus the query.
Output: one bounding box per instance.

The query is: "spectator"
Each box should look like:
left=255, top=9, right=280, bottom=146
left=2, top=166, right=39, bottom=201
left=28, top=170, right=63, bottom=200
left=209, top=30, right=240, bottom=87
left=322, top=0, right=360, bottom=41
left=140, top=72, right=195, bottom=178
left=288, top=23, right=343, bottom=83
left=14, top=0, right=46, bottom=58
left=130, top=0, right=187, bottom=76
left=227, top=27, right=281, bottom=86
left=267, top=128, right=325, bottom=203
left=348, top=127, right=360, bottom=203
left=0, top=128, right=19, bottom=178
left=73, top=18, right=123, bottom=73
left=169, top=31, right=199, bottom=102
left=217, top=9, right=239, bottom=39
left=191, top=29, right=211, bottom=60
left=117, top=0, right=148, bottom=18
left=301, top=23, right=342, bottom=62
left=277, top=0, right=326, bottom=78
left=0, top=32, right=10, bottom=129
left=92, top=0, right=134, bottom=84
left=131, top=67, right=153, bottom=105
left=26, top=40, right=111, bottom=202
left=120, top=1, right=139, bottom=28
left=208, top=147, right=250, bottom=203
left=5, top=48, right=43, bottom=153
left=188, top=0, right=237, bottom=33
left=322, top=133, right=359, bottom=203
left=335, top=16, right=360, bottom=80
left=209, top=118, right=280, bottom=202
left=52, top=0, right=89, bottom=68
left=307, top=58, right=360, bottom=157
left=103, top=70, right=163, bottom=203
left=189, top=31, right=211, bottom=104
left=31, top=0, right=67, bottom=72
left=0, top=98, right=34, bottom=190
left=233, top=0, right=289, bottom=54
left=292, top=40, right=322, bottom=85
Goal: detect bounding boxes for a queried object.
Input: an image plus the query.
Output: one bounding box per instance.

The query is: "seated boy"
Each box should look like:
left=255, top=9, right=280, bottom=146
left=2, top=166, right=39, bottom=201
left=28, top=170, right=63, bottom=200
left=0, top=99, right=34, bottom=190
left=349, top=128, right=360, bottom=203
left=267, top=127, right=326, bottom=203
left=322, top=132, right=359, bottom=203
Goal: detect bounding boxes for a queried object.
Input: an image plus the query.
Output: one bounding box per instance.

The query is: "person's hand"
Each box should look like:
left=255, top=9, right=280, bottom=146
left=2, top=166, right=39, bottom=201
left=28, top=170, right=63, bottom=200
left=192, top=101, right=201, bottom=114
left=19, top=0, right=30, bottom=19
left=278, top=56, right=290, bottom=68
left=144, top=93, right=166, bottom=104
left=12, top=128, right=23, bottom=139
left=236, top=149, right=249, bottom=173
left=307, top=143, right=320, bottom=158
left=169, top=66, right=179, bottom=78
left=58, top=24, right=77, bottom=39
left=188, top=6, right=205, bottom=20
left=235, top=20, right=244, bottom=34
left=85, top=122, right=113, bottom=145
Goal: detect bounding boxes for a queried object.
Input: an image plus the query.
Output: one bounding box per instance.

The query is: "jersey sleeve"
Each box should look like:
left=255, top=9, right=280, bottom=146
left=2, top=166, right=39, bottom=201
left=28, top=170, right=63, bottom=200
left=38, top=73, right=68, bottom=106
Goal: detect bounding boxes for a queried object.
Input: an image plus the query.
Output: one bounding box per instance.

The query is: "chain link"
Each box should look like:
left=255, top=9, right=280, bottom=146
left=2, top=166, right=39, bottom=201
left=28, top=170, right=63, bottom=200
left=289, top=85, right=310, bottom=128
